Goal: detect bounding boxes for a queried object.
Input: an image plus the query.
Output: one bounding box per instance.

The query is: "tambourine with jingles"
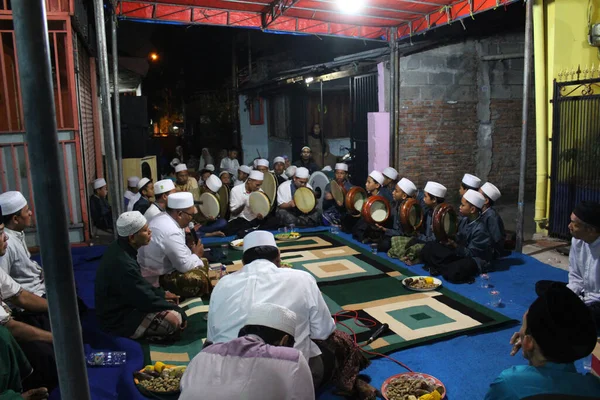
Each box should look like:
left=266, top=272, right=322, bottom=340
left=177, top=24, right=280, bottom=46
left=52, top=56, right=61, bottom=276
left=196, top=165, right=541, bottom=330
left=261, top=172, right=278, bottom=210
left=345, top=187, right=367, bottom=217
left=249, top=191, right=271, bottom=217
left=330, top=180, right=347, bottom=207
left=399, top=198, right=424, bottom=234
left=293, top=187, right=317, bottom=214
left=432, top=203, right=458, bottom=242
left=361, top=195, right=391, bottom=225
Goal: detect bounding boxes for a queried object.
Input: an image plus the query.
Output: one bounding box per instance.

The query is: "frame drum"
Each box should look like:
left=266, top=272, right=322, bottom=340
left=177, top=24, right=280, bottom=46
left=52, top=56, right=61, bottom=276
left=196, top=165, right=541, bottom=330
left=294, top=187, right=317, bottom=214
left=217, top=184, right=230, bottom=220
left=308, top=171, right=330, bottom=211
left=330, top=180, right=347, bottom=207
left=361, top=196, right=391, bottom=225
left=198, top=192, right=220, bottom=219
left=399, top=198, right=424, bottom=233
left=261, top=172, right=278, bottom=209
left=345, top=187, right=368, bottom=217
left=432, top=203, right=458, bottom=242
left=249, top=191, right=271, bottom=216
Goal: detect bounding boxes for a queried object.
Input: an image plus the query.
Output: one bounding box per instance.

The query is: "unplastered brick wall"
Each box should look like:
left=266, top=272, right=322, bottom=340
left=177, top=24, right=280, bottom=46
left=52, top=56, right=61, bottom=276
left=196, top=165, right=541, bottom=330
left=394, top=31, right=535, bottom=204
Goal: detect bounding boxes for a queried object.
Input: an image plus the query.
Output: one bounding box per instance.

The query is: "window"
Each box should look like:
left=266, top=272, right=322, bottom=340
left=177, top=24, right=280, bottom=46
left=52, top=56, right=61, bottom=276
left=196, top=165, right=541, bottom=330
left=248, top=96, right=264, bottom=125
left=268, top=95, right=290, bottom=139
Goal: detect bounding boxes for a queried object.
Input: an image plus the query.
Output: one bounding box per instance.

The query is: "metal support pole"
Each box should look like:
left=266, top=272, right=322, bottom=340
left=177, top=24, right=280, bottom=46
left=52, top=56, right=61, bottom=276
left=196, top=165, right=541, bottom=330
left=388, top=28, right=397, bottom=168
left=12, top=2, right=91, bottom=399
left=111, top=8, right=124, bottom=216
left=515, top=0, right=534, bottom=252
left=94, top=0, right=120, bottom=237
left=320, top=80, right=325, bottom=167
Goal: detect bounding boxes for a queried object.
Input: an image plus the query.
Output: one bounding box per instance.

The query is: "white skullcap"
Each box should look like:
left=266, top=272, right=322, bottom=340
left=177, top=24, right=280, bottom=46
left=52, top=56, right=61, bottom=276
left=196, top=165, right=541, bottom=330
left=464, top=189, right=486, bottom=209
left=154, top=179, right=175, bottom=195
left=219, top=170, right=231, bottom=177
left=175, top=163, right=188, bottom=173
left=480, top=182, right=501, bottom=202
left=143, top=205, right=162, bottom=222
left=462, top=173, right=482, bottom=189
left=205, top=164, right=215, bottom=172
left=369, top=170, right=384, bottom=186
left=335, top=163, right=348, bottom=172
left=397, top=178, right=417, bottom=196
left=295, top=167, right=309, bottom=179
left=243, top=230, right=277, bottom=252
left=137, top=177, right=151, bottom=190
left=256, top=159, right=269, bottom=168
left=93, top=178, right=107, bottom=190
left=127, top=176, right=140, bottom=188
left=245, top=303, right=297, bottom=337
left=301, top=146, right=311, bottom=151
left=116, top=211, right=147, bottom=237
left=321, top=166, right=332, bottom=172
left=285, top=166, right=297, bottom=178
left=424, top=181, right=447, bottom=198
left=206, top=174, right=222, bottom=193
left=168, top=192, right=194, bottom=209
left=0, top=191, right=27, bottom=216
left=273, top=157, right=285, bottom=165
left=238, top=165, right=252, bottom=175
left=249, top=170, right=264, bottom=181
left=170, top=158, right=181, bottom=168
left=383, top=167, right=399, bottom=181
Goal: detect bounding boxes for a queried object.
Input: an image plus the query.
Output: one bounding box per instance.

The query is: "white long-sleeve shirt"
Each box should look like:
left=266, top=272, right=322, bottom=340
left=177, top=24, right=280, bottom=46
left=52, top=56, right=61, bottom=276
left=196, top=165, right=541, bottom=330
left=180, top=334, right=314, bottom=400
left=567, top=236, right=600, bottom=305
left=137, top=213, right=202, bottom=286
left=0, top=228, right=45, bottom=297
left=220, top=157, right=240, bottom=175
left=0, top=268, right=22, bottom=324
left=229, top=184, right=263, bottom=222
left=276, top=181, right=313, bottom=206
left=207, top=259, right=336, bottom=361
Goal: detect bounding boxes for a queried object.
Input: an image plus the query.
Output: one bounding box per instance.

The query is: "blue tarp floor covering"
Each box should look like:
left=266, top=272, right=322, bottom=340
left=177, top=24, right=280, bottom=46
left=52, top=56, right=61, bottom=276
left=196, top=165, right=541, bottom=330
left=46, top=227, right=584, bottom=399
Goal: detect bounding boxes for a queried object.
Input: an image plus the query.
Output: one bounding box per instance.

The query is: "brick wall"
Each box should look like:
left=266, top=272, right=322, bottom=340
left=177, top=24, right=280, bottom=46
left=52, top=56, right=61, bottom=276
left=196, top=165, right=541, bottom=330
left=76, top=36, right=97, bottom=188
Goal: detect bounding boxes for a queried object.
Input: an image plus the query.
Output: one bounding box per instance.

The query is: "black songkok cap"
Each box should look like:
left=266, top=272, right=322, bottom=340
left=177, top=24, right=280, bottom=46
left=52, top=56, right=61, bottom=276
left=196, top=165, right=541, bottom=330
left=573, top=201, right=600, bottom=229
left=527, top=285, right=597, bottom=363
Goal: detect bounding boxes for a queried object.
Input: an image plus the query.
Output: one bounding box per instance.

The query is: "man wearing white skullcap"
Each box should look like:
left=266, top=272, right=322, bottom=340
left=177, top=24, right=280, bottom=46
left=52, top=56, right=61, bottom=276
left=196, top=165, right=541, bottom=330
left=182, top=302, right=314, bottom=400
left=132, top=177, right=155, bottom=215
left=255, top=159, right=269, bottom=174
left=276, top=167, right=320, bottom=227
left=459, top=173, right=482, bottom=196
left=420, top=189, right=492, bottom=283
left=219, top=170, right=233, bottom=189
left=479, top=182, right=508, bottom=259
left=382, top=167, right=399, bottom=197
left=285, top=165, right=297, bottom=179
left=322, top=163, right=353, bottom=226
left=174, top=163, right=201, bottom=202
left=124, top=176, right=140, bottom=208
left=219, top=147, right=240, bottom=177
left=138, top=192, right=210, bottom=297
left=235, top=165, right=252, bottom=187
left=96, top=211, right=186, bottom=342
left=293, top=146, right=319, bottom=175
left=195, top=175, right=227, bottom=238
left=416, top=181, right=448, bottom=243
left=208, top=230, right=371, bottom=393
left=272, top=156, right=288, bottom=185
left=89, top=178, right=113, bottom=232
left=144, top=179, right=177, bottom=223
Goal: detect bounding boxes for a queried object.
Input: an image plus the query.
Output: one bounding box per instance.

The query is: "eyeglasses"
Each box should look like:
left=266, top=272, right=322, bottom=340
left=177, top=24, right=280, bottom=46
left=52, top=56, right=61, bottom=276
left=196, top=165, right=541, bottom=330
left=179, top=210, right=195, bottom=219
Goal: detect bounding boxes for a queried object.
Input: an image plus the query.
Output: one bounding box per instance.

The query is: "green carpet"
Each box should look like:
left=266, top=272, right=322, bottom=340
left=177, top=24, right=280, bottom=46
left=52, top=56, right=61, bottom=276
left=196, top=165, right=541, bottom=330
left=142, top=233, right=515, bottom=365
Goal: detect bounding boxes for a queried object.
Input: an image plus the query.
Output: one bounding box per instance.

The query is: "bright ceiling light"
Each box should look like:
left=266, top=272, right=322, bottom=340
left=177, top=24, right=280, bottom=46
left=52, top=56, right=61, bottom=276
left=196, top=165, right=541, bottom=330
left=149, top=52, right=159, bottom=61
left=305, top=77, right=314, bottom=83
left=337, top=0, right=364, bottom=14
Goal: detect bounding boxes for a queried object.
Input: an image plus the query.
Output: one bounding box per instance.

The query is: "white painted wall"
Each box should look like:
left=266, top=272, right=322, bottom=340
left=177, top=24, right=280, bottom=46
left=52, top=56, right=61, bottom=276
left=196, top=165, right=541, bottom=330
left=239, top=95, right=269, bottom=165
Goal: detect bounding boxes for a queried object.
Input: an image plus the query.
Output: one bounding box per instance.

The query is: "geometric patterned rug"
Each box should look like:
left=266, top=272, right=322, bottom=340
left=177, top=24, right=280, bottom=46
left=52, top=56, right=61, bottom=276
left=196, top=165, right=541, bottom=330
left=143, top=233, right=516, bottom=365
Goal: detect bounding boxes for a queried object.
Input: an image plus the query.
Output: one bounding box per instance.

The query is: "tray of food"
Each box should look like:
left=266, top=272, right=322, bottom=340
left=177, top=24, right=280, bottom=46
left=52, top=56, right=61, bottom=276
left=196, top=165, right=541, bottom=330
left=381, top=372, right=446, bottom=400
left=274, top=232, right=301, bottom=241
left=280, top=261, right=293, bottom=268
left=134, top=362, right=186, bottom=395
left=402, top=276, right=442, bottom=292
left=229, top=239, right=244, bottom=250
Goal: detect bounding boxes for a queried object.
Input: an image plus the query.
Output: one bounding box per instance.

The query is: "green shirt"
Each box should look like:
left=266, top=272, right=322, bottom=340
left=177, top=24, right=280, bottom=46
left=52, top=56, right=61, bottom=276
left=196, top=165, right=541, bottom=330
left=95, top=239, right=184, bottom=337
left=0, top=325, right=31, bottom=399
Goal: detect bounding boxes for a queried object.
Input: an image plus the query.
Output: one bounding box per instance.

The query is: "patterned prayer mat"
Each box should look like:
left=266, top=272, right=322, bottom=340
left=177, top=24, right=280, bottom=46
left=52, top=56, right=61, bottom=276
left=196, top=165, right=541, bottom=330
left=142, top=233, right=516, bottom=365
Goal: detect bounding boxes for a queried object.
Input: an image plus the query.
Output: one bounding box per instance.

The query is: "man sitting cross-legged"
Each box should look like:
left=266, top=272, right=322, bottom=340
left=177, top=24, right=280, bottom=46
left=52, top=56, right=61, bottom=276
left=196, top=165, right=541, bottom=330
left=95, top=211, right=186, bottom=342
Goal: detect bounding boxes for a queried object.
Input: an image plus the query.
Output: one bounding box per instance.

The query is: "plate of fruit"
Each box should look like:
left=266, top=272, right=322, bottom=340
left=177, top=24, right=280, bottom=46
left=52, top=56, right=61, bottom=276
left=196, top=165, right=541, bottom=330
left=134, top=362, right=186, bottom=395
left=274, top=231, right=301, bottom=241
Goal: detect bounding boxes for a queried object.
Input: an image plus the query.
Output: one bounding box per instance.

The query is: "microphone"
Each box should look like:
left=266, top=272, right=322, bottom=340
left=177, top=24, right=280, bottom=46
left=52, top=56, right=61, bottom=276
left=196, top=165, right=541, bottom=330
left=188, top=222, right=199, bottom=244
left=366, top=323, right=389, bottom=344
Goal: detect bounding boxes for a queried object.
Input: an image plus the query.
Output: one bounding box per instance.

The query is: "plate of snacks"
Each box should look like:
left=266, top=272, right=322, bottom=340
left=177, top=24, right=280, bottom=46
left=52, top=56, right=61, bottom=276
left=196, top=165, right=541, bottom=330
left=134, top=362, right=186, bottom=395
left=280, top=261, right=293, bottom=268
left=402, top=276, right=442, bottom=292
left=229, top=239, right=244, bottom=250
left=381, top=372, right=446, bottom=400
left=274, top=231, right=301, bottom=241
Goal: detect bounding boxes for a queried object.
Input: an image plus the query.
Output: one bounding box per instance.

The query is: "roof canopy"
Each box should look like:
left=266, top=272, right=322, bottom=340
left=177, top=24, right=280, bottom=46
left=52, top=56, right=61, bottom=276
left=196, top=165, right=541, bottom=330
left=117, top=0, right=520, bottom=41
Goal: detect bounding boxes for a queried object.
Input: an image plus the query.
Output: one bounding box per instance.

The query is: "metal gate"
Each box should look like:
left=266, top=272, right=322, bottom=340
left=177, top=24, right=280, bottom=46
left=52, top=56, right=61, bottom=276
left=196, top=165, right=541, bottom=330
left=549, top=76, right=600, bottom=239
left=350, top=73, right=378, bottom=186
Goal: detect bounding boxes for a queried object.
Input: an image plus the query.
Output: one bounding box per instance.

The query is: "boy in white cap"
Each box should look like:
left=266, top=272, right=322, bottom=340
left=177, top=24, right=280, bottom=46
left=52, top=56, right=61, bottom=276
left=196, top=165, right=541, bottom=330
left=350, top=170, right=388, bottom=241
left=89, top=178, right=113, bottom=232
left=479, top=182, right=508, bottom=259
left=235, top=165, right=251, bottom=187
left=144, top=179, right=176, bottom=222
left=293, top=146, right=319, bottom=175
left=255, top=159, right=269, bottom=174
left=272, top=156, right=288, bottom=185
left=138, top=193, right=210, bottom=297
left=132, top=177, right=155, bottom=215
left=208, top=231, right=373, bottom=395
left=420, top=189, right=492, bottom=283
left=199, top=164, right=215, bottom=187
left=376, top=177, right=418, bottom=252
left=219, top=170, right=233, bottom=189
left=276, top=167, right=320, bottom=227
left=124, top=176, right=140, bottom=208
left=381, top=167, right=399, bottom=200
left=219, top=147, right=240, bottom=176
left=174, top=163, right=200, bottom=202
left=195, top=175, right=227, bottom=237
left=417, top=181, right=448, bottom=243
left=181, top=303, right=314, bottom=400
left=322, top=163, right=353, bottom=226
left=459, top=173, right=482, bottom=197
left=95, top=211, right=186, bottom=341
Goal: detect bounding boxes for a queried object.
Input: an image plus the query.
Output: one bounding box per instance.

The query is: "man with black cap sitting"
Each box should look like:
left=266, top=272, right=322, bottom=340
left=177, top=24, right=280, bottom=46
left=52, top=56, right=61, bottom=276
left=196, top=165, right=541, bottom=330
left=485, top=285, right=600, bottom=399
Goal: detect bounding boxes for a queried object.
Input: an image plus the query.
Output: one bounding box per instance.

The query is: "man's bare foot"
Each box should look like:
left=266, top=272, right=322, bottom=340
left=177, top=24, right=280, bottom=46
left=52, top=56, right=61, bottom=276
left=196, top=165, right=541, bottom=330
left=22, top=388, right=49, bottom=400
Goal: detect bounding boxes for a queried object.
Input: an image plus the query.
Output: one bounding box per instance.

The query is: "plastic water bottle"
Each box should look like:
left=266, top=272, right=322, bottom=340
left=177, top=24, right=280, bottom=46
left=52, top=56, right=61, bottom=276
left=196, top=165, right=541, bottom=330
left=86, top=351, right=127, bottom=366
left=219, top=264, right=227, bottom=279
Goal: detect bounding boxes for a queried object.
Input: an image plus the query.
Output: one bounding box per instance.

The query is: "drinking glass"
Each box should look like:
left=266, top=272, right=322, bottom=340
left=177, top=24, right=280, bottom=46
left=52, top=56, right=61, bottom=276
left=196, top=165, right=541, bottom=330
left=330, top=225, right=340, bottom=235
left=479, top=274, right=491, bottom=289
left=288, top=224, right=296, bottom=234
left=220, top=243, right=229, bottom=259
left=370, top=243, right=378, bottom=254
left=489, top=290, right=502, bottom=307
